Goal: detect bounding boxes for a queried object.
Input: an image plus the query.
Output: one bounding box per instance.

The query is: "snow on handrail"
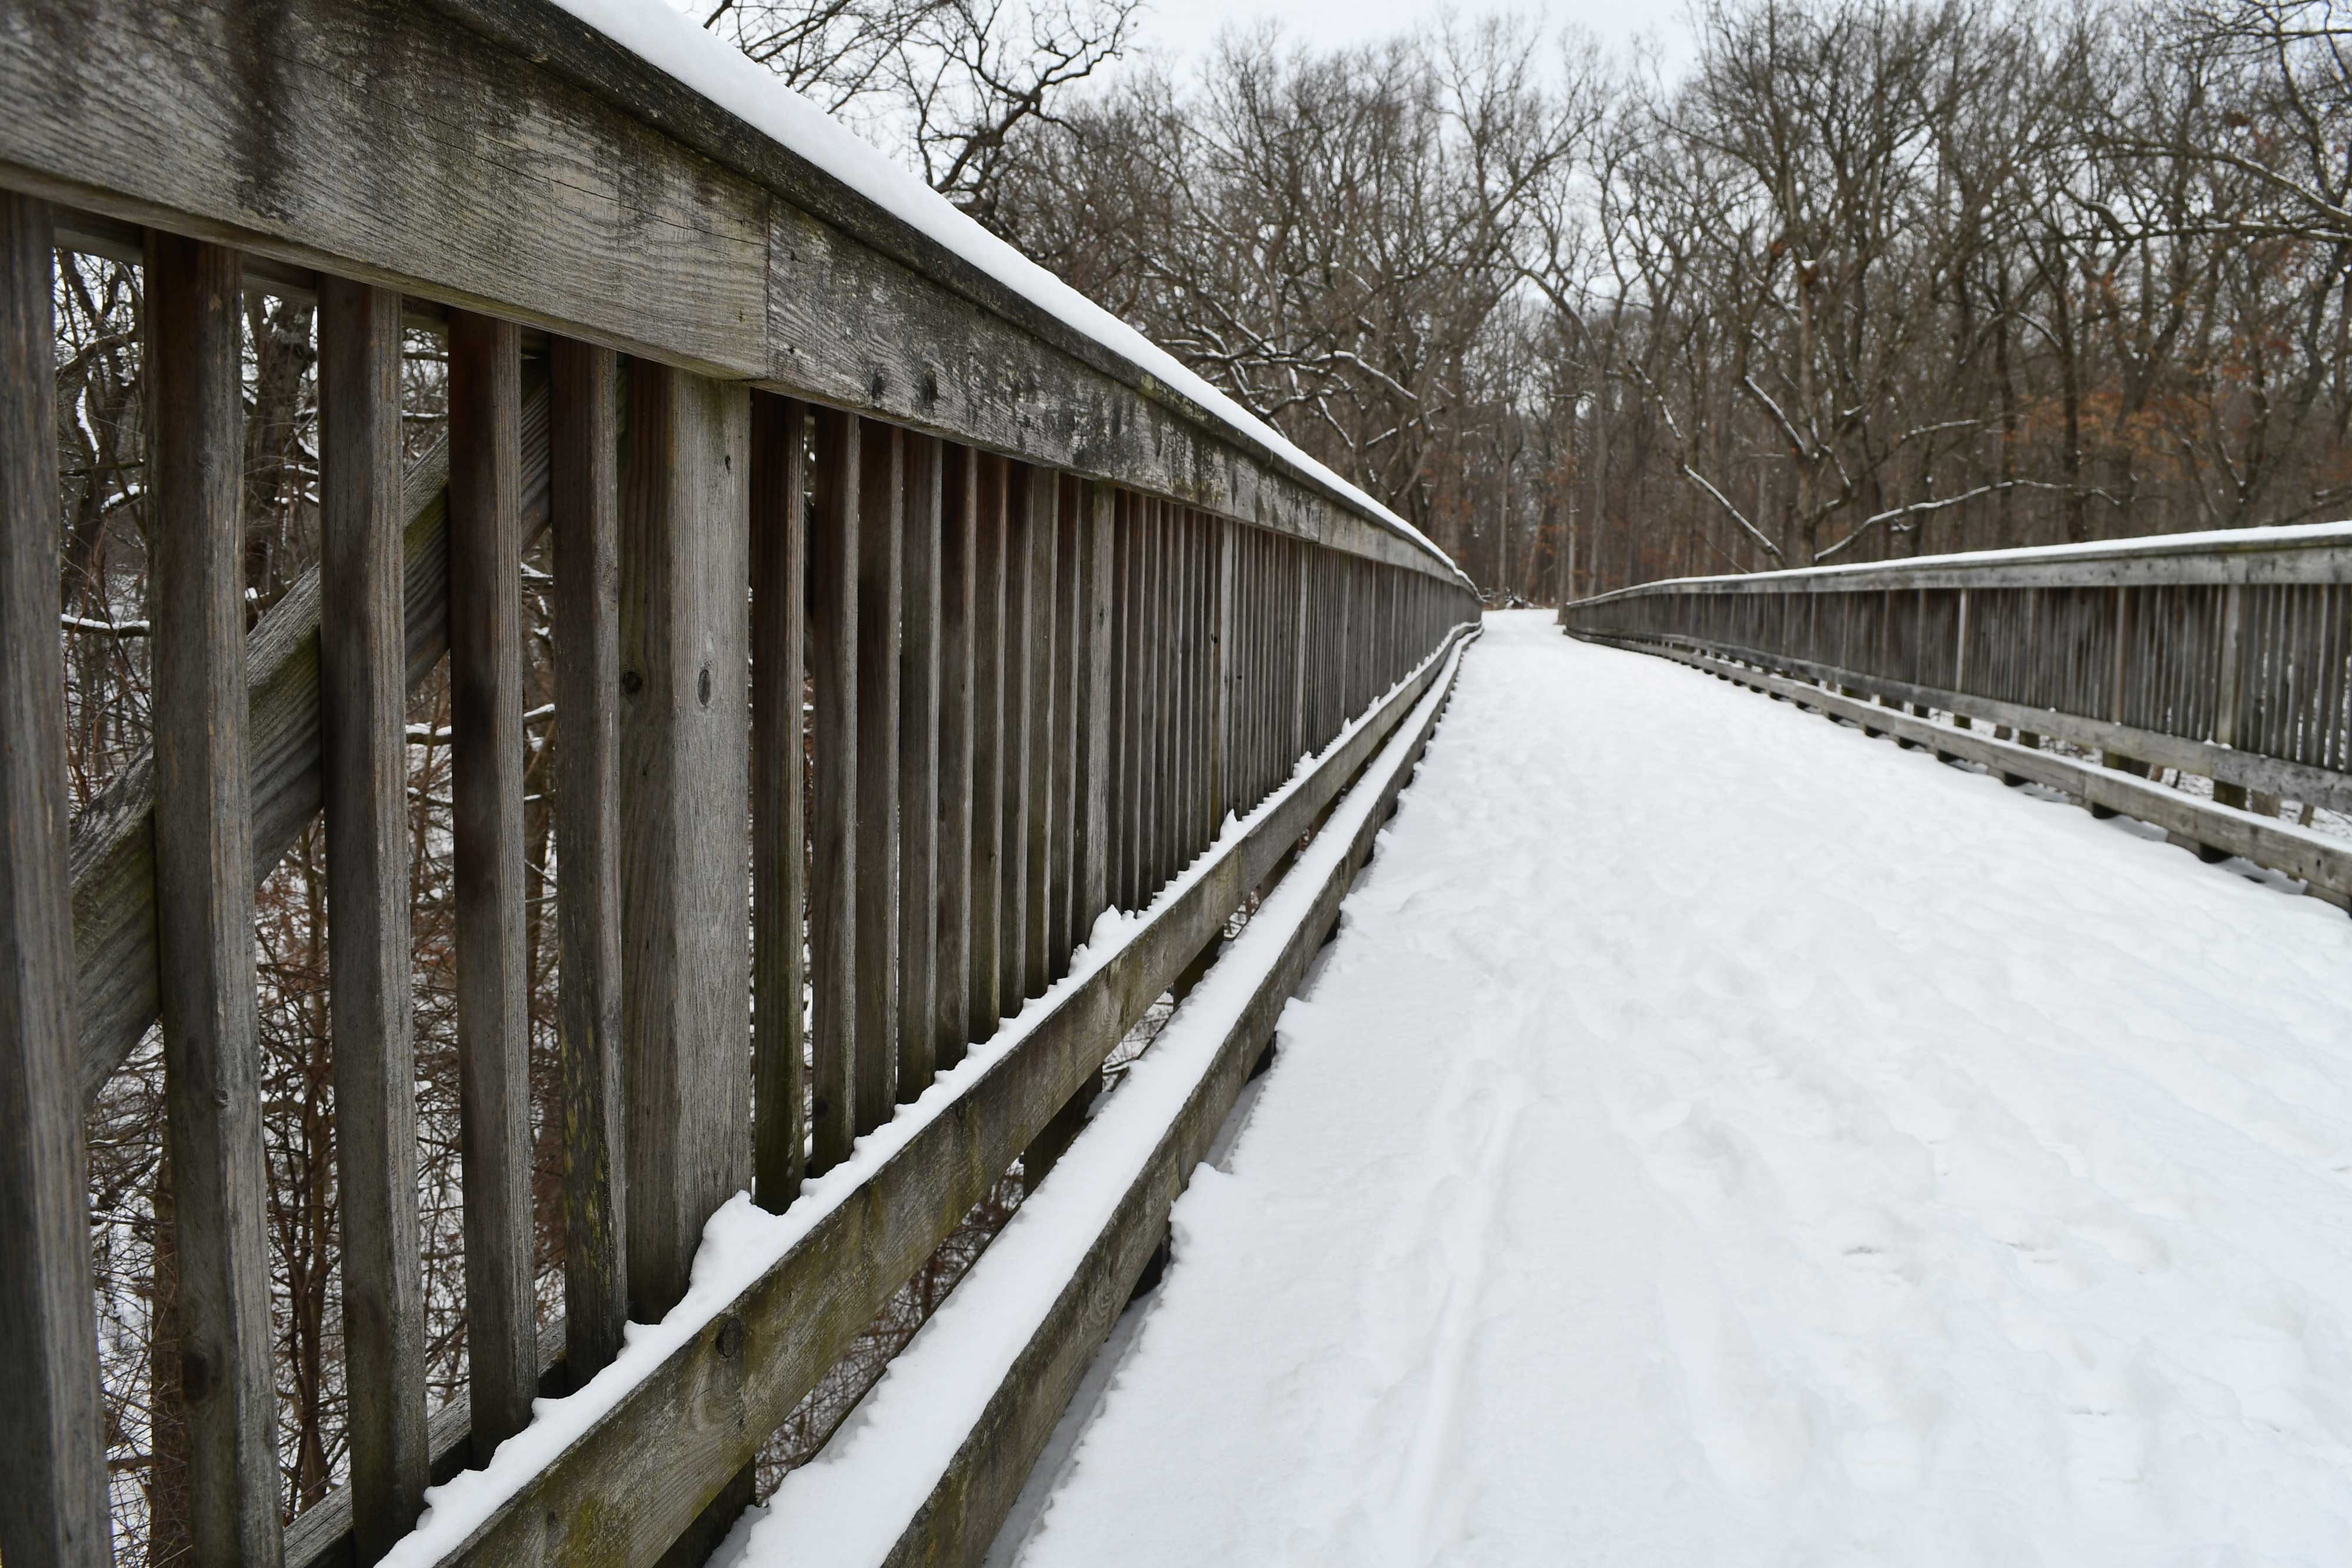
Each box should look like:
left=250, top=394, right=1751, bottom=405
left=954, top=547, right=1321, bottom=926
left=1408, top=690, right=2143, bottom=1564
left=1566, top=520, right=2352, bottom=605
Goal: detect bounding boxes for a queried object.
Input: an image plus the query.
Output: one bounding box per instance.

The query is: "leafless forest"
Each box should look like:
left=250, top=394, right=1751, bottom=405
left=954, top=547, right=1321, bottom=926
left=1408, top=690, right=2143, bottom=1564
left=974, top=0, right=2352, bottom=597
left=55, top=0, right=2352, bottom=1559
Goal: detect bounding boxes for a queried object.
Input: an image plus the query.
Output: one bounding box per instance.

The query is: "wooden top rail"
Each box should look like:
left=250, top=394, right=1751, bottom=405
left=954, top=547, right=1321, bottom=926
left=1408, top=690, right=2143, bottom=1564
left=1562, top=521, right=2352, bottom=823
left=1565, top=521, right=2352, bottom=598
left=0, top=0, right=1464, bottom=587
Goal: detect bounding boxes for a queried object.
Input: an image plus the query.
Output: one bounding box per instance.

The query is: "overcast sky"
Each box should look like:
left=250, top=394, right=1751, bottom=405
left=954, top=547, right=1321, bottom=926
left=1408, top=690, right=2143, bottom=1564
left=1116, top=0, right=1692, bottom=77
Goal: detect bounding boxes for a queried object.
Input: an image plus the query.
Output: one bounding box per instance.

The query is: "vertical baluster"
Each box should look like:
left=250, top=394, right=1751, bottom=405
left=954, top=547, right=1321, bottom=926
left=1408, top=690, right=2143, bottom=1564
left=898, top=434, right=940, bottom=1098
left=750, top=394, right=809, bottom=1208
left=807, top=408, right=859, bottom=1173
left=1077, top=482, right=1117, bottom=938
left=2323, top=585, right=2348, bottom=773
left=551, top=344, right=632, bottom=1361
left=1194, top=515, right=1214, bottom=844
left=320, top=278, right=430, bottom=1552
left=1212, top=516, right=1235, bottom=831
left=2213, top=583, right=2248, bottom=808
left=1121, top=494, right=1147, bottom=909
left=1170, top=513, right=1195, bottom=858
left=1048, top=479, right=1081, bottom=967
left=1137, top=500, right=1160, bottom=893
left=968, top=457, right=1004, bottom=1041
left=1000, top=466, right=1034, bottom=1006
left=1024, top=470, right=1059, bottom=999
left=1154, top=504, right=1177, bottom=875
left=0, top=191, right=112, bottom=1568
left=936, top=446, right=975, bottom=1071
left=1106, top=493, right=1132, bottom=911
left=149, top=232, right=282, bottom=1566
left=1298, top=545, right=1317, bottom=771
left=449, top=310, right=539, bottom=1464
left=855, top=422, right=903, bottom=1129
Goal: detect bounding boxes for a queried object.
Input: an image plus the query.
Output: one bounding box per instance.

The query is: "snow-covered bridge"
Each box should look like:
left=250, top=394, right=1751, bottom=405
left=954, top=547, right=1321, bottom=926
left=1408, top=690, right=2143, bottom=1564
left=976, top=613, right=2352, bottom=1566
left=4, top=1, right=2351, bottom=1566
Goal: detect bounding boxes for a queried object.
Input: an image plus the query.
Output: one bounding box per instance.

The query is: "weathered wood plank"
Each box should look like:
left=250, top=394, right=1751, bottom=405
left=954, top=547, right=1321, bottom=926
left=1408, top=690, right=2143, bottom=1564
left=1212, top=515, right=1234, bottom=835
left=2, top=0, right=767, bottom=377
left=808, top=408, right=860, bottom=1172
left=1075, top=482, right=1115, bottom=937
left=319, top=275, right=431, bottom=1556
left=750, top=394, right=810, bottom=1210
left=1048, top=480, right=1081, bottom=969
left=620, top=361, right=753, bottom=1315
left=935, top=445, right=975, bottom=1071
left=447, top=310, right=537, bottom=1464
left=856, top=420, right=905, bottom=1129
left=1024, top=469, right=1059, bottom=999
left=0, top=189, right=111, bottom=1568
left=898, top=433, right=941, bottom=1097
left=420, top=624, right=1472, bottom=1568
left=146, top=231, right=283, bottom=1568
left=1000, top=465, right=1034, bottom=1007
left=70, top=379, right=554, bottom=1107
left=967, top=456, right=1005, bottom=1043
left=879, top=626, right=1471, bottom=1568
left=550, top=338, right=629, bottom=1374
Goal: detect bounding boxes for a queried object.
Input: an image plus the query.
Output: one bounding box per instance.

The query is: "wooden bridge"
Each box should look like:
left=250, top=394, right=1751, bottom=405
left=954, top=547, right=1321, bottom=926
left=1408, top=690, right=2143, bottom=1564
left=4, top=2, right=2351, bottom=1566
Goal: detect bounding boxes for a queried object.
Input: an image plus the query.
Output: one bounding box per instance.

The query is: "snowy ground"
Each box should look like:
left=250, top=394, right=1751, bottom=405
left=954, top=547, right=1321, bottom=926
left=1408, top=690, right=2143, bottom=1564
left=997, top=610, right=2352, bottom=1568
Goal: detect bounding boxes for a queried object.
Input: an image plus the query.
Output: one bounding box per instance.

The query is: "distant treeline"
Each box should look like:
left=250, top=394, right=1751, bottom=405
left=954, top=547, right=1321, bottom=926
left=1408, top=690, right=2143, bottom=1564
left=818, top=0, right=2352, bottom=597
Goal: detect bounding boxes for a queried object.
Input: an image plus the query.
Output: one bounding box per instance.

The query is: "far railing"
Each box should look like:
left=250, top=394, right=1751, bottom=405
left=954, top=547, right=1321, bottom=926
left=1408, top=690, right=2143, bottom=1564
left=1562, top=526, right=2352, bottom=904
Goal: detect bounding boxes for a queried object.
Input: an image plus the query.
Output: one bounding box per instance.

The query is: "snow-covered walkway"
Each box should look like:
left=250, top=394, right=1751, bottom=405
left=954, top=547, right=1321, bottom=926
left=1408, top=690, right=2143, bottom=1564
left=1000, top=610, right=2352, bottom=1567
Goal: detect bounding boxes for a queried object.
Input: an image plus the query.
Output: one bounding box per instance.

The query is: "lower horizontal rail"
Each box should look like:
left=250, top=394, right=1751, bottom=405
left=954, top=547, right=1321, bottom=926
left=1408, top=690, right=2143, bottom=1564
left=378, top=621, right=1479, bottom=1568
left=1578, top=631, right=2352, bottom=913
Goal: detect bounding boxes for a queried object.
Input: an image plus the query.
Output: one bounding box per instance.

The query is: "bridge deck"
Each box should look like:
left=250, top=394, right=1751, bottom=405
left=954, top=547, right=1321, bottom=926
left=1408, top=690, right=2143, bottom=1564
left=993, top=610, right=2352, bottom=1565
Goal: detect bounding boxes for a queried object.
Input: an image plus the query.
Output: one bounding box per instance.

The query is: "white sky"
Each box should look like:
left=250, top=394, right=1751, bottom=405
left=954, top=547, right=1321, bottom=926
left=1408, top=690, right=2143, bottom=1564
left=1116, top=0, right=1693, bottom=78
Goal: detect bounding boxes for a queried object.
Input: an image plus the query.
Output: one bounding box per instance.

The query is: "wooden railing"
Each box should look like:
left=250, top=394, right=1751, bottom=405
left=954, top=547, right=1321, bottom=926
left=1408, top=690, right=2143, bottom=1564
left=0, top=3, right=1479, bottom=1565
left=1562, top=525, right=2352, bottom=908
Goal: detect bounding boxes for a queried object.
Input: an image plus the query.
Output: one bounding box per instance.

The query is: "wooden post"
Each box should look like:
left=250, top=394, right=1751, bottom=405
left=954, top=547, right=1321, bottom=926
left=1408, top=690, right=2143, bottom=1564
left=1952, top=587, right=1972, bottom=729
left=551, top=340, right=630, bottom=1368
left=619, top=360, right=752, bottom=1314
left=0, top=190, right=112, bottom=1568
left=936, top=447, right=976, bottom=1069
left=2213, top=583, right=2249, bottom=810
left=146, top=231, right=284, bottom=1567
left=856, top=423, right=904, bottom=1128
left=898, top=434, right=941, bottom=1098
left=750, top=395, right=808, bottom=1209
left=319, top=276, right=430, bottom=1553
left=808, top=409, right=859, bottom=1172
left=449, top=311, right=537, bottom=1462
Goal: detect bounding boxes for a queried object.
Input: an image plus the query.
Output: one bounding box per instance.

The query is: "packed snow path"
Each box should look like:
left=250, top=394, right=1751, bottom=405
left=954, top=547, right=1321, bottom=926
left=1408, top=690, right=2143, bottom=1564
left=998, top=610, right=2352, bottom=1567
